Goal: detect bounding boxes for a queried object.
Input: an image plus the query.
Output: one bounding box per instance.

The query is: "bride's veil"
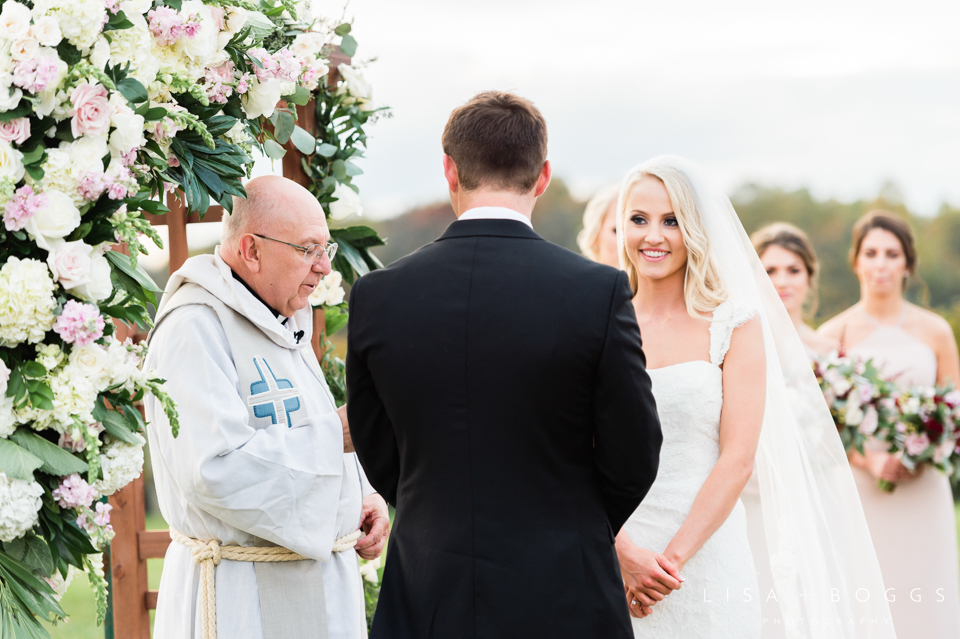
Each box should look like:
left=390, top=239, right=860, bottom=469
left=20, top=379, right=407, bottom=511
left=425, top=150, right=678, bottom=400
left=620, top=155, right=895, bottom=638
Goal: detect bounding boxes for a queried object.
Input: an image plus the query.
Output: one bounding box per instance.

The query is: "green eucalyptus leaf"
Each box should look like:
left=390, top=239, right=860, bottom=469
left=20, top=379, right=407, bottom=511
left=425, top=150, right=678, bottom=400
left=316, top=143, right=338, bottom=157
left=263, top=139, right=286, bottom=159
left=339, top=34, right=358, bottom=57
left=290, top=126, right=315, bottom=155
left=275, top=110, right=295, bottom=144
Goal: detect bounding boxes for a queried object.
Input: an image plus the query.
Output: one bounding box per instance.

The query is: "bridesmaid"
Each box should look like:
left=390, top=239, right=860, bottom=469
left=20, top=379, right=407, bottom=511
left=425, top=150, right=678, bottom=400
left=817, top=210, right=960, bottom=637
left=577, top=184, right=621, bottom=268
left=751, top=222, right=838, bottom=358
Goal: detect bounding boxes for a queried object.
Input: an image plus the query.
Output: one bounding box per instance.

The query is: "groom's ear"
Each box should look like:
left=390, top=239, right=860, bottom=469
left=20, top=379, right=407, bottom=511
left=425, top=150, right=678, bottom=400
left=534, top=160, right=552, bottom=198
left=443, top=154, right=460, bottom=194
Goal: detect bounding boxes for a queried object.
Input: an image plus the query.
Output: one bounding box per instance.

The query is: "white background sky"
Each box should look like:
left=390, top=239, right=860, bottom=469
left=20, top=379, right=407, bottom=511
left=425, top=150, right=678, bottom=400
left=323, top=0, right=960, bottom=219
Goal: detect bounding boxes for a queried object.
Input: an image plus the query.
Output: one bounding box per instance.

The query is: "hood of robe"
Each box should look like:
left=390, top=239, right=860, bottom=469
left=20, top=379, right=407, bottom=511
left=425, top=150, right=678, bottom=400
left=154, top=248, right=312, bottom=350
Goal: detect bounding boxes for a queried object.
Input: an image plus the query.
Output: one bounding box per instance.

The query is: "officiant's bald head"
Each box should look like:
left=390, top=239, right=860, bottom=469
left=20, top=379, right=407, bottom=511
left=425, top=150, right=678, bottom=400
left=220, top=176, right=331, bottom=317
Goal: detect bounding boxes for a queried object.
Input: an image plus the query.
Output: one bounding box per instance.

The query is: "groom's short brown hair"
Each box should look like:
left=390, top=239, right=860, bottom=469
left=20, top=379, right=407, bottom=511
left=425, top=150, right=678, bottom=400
left=442, top=91, right=548, bottom=193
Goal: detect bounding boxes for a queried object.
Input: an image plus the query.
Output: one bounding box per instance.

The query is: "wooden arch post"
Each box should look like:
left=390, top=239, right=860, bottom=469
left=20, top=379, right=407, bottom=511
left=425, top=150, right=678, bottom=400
left=105, top=54, right=349, bottom=639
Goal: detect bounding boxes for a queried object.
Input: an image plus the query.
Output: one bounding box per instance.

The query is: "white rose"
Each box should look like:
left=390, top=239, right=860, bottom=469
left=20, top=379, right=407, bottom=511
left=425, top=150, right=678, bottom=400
left=10, top=35, right=39, bottom=62
left=109, top=102, right=146, bottom=156
left=24, top=190, right=81, bottom=252
left=177, top=1, right=222, bottom=65
left=72, top=250, right=112, bottom=302
left=66, top=135, right=109, bottom=177
left=0, top=3, right=31, bottom=41
left=337, top=64, right=372, bottom=101
left=0, top=83, right=23, bottom=112
left=68, top=343, right=110, bottom=389
left=0, top=141, right=24, bottom=183
left=31, top=15, right=62, bottom=47
left=46, top=240, right=94, bottom=290
left=90, top=36, right=110, bottom=71
left=225, top=6, right=246, bottom=33
left=329, top=182, right=362, bottom=221
left=291, top=32, right=325, bottom=58
left=278, top=80, right=296, bottom=97
left=240, top=77, right=283, bottom=119
left=118, top=0, right=151, bottom=15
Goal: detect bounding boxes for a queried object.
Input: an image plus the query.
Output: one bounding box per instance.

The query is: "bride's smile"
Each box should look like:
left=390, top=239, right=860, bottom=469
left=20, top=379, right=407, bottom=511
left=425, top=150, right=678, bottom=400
left=621, top=175, right=688, bottom=282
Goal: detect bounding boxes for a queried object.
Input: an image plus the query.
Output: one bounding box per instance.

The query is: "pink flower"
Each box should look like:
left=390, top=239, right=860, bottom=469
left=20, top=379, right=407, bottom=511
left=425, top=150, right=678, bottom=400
left=121, top=150, right=137, bottom=166
left=210, top=6, right=225, bottom=30
left=904, top=432, right=931, bottom=457
left=182, top=14, right=201, bottom=39
left=53, top=473, right=97, bottom=509
left=58, top=431, right=86, bottom=452
left=12, top=57, right=58, bottom=93
left=148, top=7, right=184, bottom=46
left=104, top=0, right=121, bottom=14
left=77, top=172, right=107, bottom=201
left=858, top=406, right=879, bottom=435
left=107, top=182, right=127, bottom=200
left=53, top=300, right=105, bottom=346
left=0, top=117, right=30, bottom=145
left=3, top=184, right=45, bottom=231
left=236, top=74, right=249, bottom=94
left=93, top=502, right=112, bottom=526
left=69, top=83, right=112, bottom=138
left=943, top=390, right=960, bottom=409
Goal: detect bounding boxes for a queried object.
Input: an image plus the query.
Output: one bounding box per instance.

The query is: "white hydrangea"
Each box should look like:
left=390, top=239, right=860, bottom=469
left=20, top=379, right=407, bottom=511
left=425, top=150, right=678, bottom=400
left=29, top=364, right=98, bottom=433
left=107, top=13, right=159, bottom=88
left=0, top=471, right=44, bottom=542
left=31, top=0, right=107, bottom=51
left=0, top=257, right=57, bottom=348
left=308, top=270, right=345, bottom=307
left=103, top=337, right=146, bottom=391
left=35, top=147, right=82, bottom=207
left=36, top=343, right=65, bottom=371
left=0, top=395, right=17, bottom=439
left=92, top=435, right=144, bottom=497
left=223, top=120, right=250, bottom=146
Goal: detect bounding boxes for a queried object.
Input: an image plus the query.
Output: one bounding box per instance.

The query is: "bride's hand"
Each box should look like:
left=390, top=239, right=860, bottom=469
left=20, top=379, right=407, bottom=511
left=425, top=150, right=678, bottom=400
left=865, top=450, right=920, bottom=484
left=615, top=532, right=683, bottom=618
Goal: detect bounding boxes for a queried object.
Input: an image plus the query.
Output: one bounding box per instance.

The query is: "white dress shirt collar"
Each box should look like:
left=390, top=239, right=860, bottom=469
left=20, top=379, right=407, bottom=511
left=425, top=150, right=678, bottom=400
left=458, top=206, right=533, bottom=229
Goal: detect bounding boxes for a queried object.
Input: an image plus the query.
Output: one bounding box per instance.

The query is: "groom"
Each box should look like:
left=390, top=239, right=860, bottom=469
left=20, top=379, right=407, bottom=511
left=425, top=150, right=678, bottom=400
left=346, top=91, right=662, bottom=637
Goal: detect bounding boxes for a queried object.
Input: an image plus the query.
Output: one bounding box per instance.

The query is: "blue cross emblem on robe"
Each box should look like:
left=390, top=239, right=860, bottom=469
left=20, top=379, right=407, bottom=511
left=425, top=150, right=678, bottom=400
left=247, top=357, right=301, bottom=428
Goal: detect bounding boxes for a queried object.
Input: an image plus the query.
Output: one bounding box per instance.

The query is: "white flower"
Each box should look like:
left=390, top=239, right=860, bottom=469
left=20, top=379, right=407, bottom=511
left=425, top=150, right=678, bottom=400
left=106, top=13, right=158, bottom=87
left=0, top=257, right=57, bottom=348
left=359, top=556, right=380, bottom=584
left=844, top=403, right=864, bottom=427
left=902, top=396, right=921, bottom=416
left=241, top=77, right=283, bottom=119
left=291, top=32, right=326, bottom=58
left=224, top=6, right=246, bottom=33
left=0, top=472, right=44, bottom=542
left=0, top=395, right=16, bottom=439
left=24, top=189, right=81, bottom=251
left=30, top=15, right=62, bottom=47
left=0, top=359, right=8, bottom=395
left=90, top=35, right=111, bottom=71
left=0, top=3, right=32, bottom=41
left=92, top=435, right=144, bottom=497
left=30, top=362, right=97, bottom=432
left=35, top=147, right=83, bottom=207
left=35, top=342, right=64, bottom=370
left=308, top=270, right=345, bottom=307
left=68, top=343, right=111, bottom=391
left=118, top=0, right=151, bottom=15
left=46, top=240, right=94, bottom=291
left=102, top=336, right=144, bottom=391
left=72, top=250, right=113, bottom=303
left=223, top=121, right=250, bottom=146
left=108, top=99, right=146, bottom=156
left=67, top=135, right=109, bottom=180
left=31, top=0, right=107, bottom=51
left=10, top=35, right=40, bottom=62
left=337, top=64, right=372, bottom=101
left=176, top=1, right=225, bottom=67
left=0, top=141, right=24, bottom=183
left=0, top=79, right=22, bottom=112
left=44, top=565, right=77, bottom=601
left=329, top=182, right=362, bottom=221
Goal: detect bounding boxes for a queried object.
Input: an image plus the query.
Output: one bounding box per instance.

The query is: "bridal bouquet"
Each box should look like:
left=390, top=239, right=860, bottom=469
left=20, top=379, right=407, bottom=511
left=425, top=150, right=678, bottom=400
left=815, top=354, right=960, bottom=492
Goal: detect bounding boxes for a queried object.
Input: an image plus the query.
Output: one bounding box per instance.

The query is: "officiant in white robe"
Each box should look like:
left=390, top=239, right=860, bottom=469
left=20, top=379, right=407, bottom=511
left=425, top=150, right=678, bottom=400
left=143, top=176, right=389, bottom=639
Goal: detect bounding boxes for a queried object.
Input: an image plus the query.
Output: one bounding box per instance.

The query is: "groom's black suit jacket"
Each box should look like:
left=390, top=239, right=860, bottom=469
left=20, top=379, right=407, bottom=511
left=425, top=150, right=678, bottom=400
left=347, top=218, right=661, bottom=638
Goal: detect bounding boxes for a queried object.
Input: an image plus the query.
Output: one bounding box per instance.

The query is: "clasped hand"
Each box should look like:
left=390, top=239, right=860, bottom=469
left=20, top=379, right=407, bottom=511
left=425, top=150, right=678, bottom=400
left=616, top=533, right=683, bottom=619
left=355, top=493, right=390, bottom=560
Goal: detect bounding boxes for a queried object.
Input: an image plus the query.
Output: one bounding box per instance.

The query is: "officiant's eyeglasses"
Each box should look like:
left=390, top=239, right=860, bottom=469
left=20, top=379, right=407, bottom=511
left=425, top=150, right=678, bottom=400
left=253, top=234, right=338, bottom=264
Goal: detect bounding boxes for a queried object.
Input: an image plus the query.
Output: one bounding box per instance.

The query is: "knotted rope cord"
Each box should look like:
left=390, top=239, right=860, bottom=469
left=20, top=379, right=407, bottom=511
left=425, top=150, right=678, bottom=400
left=170, top=528, right=364, bottom=639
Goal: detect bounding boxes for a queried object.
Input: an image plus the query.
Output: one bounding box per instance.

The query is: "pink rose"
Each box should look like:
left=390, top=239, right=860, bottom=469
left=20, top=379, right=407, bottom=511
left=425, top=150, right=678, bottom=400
left=210, top=6, right=225, bottom=30
left=69, top=83, right=112, bottom=138
left=904, top=432, right=931, bottom=457
left=46, top=240, right=94, bottom=290
left=0, top=117, right=30, bottom=145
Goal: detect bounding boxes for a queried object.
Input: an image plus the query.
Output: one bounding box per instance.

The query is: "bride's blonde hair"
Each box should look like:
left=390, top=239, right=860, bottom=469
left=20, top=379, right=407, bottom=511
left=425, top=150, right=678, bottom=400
left=617, top=163, right=727, bottom=318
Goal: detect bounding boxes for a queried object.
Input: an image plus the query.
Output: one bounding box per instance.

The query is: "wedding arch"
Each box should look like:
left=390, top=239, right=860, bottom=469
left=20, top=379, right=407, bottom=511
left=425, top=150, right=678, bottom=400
left=0, top=1, right=385, bottom=636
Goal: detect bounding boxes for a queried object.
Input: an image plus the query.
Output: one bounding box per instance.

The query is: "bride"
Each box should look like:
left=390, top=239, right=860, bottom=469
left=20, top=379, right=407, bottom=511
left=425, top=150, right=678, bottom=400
left=613, top=156, right=896, bottom=638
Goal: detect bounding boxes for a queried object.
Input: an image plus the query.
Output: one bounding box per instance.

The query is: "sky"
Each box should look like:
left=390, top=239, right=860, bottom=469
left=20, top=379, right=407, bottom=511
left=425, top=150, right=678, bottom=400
left=319, top=0, right=960, bottom=219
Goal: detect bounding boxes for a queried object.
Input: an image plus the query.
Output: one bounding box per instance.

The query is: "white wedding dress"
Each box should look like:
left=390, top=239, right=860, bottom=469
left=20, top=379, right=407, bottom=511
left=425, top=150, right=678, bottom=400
left=624, top=301, right=761, bottom=638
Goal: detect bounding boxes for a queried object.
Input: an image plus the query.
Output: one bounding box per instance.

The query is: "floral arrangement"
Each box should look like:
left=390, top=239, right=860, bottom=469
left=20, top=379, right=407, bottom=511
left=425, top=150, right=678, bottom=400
left=0, top=0, right=385, bottom=634
left=815, top=353, right=960, bottom=492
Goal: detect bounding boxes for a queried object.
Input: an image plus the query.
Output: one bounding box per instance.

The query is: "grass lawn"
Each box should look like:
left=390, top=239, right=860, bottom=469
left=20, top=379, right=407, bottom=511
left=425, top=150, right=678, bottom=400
left=39, top=505, right=960, bottom=638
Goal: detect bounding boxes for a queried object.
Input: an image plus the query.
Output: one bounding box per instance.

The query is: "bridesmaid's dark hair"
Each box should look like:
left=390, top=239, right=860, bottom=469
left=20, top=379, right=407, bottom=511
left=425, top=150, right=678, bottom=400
left=849, top=211, right=917, bottom=276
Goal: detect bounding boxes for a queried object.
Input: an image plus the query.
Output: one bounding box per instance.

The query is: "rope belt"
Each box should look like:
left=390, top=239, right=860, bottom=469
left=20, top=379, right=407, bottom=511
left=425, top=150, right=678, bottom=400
left=170, top=528, right=364, bottom=639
